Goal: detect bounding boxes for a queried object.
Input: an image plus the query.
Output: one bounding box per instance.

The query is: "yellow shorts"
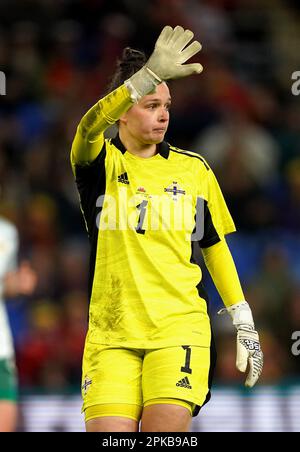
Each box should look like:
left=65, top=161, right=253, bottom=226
left=81, top=341, right=213, bottom=422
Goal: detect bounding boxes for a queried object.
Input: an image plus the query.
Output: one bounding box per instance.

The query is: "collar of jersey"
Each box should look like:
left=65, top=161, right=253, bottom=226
left=111, top=134, right=170, bottom=159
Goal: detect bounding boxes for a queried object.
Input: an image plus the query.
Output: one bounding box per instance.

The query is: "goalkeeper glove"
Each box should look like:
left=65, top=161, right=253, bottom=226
left=125, top=25, right=203, bottom=102
left=218, top=301, right=263, bottom=388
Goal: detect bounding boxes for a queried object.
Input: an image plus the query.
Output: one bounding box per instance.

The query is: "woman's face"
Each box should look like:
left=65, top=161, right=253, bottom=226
left=120, top=82, right=171, bottom=144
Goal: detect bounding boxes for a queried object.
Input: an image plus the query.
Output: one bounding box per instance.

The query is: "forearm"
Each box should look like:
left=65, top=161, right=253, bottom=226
left=202, top=239, right=263, bottom=387
left=71, top=84, right=133, bottom=165
left=201, top=238, right=245, bottom=307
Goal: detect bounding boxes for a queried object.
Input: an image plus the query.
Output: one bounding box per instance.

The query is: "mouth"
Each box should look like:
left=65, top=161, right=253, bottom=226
left=153, top=128, right=166, bottom=133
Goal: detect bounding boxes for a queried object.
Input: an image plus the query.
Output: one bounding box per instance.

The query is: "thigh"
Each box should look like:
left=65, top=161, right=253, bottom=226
left=86, top=415, right=138, bottom=432
left=141, top=402, right=192, bottom=432
left=82, top=342, right=144, bottom=414
left=142, top=345, right=211, bottom=413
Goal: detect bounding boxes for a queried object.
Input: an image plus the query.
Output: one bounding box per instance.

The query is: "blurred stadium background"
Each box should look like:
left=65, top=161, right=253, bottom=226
left=0, top=0, right=300, bottom=432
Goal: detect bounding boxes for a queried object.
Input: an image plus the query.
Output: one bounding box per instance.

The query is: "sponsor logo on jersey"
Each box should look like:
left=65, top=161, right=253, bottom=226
left=176, top=376, right=192, bottom=389
left=118, top=172, right=130, bottom=185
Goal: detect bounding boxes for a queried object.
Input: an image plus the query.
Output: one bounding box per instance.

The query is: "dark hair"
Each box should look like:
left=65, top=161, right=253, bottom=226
left=107, top=47, right=147, bottom=93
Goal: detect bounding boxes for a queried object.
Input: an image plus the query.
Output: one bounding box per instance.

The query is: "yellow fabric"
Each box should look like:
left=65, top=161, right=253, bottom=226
left=201, top=238, right=245, bottom=308
left=71, top=83, right=236, bottom=349
left=81, top=344, right=144, bottom=411
left=85, top=403, right=142, bottom=422
left=81, top=342, right=210, bottom=416
left=84, top=399, right=193, bottom=423
left=71, top=84, right=133, bottom=168
left=142, top=346, right=210, bottom=409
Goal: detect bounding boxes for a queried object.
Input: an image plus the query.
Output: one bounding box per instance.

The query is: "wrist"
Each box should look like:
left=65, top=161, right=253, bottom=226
left=218, top=301, right=255, bottom=330
left=125, top=66, right=162, bottom=102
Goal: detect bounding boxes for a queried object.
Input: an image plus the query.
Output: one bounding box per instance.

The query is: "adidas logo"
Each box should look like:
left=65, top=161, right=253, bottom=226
left=118, top=172, right=129, bottom=184
left=176, top=376, right=192, bottom=389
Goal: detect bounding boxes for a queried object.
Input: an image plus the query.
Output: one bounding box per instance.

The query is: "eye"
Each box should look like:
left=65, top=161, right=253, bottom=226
left=165, top=104, right=171, bottom=111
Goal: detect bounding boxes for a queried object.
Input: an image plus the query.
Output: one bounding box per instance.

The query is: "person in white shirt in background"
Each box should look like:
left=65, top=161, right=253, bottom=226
left=0, top=216, right=37, bottom=432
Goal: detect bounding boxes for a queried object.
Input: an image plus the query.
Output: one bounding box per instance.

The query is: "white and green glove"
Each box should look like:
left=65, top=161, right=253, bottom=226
left=218, top=301, right=263, bottom=388
left=125, top=25, right=203, bottom=102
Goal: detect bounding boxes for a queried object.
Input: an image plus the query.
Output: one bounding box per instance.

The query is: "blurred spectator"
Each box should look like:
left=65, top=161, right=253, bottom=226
left=17, top=301, right=64, bottom=389
left=192, top=90, right=280, bottom=230
left=246, top=245, right=295, bottom=336
left=193, top=97, right=280, bottom=188
left=17, top=293, right=87, bottom=391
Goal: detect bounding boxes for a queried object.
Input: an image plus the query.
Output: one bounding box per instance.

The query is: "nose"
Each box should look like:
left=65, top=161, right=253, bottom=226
left=158, top=107, right=169, bottom=122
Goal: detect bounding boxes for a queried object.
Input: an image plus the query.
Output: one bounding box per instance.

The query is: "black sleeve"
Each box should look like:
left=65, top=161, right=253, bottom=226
left=197, top=198, right=221, bottom=249
left=74, top=142, right=107, bottom=240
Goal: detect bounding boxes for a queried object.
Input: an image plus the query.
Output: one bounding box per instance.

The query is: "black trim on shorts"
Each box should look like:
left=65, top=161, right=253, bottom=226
left=192, top=327, right=217, bottom=417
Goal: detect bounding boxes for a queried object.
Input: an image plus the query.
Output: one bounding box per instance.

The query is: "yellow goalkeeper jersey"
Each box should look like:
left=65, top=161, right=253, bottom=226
left=71, top=88, right=235, bottom=349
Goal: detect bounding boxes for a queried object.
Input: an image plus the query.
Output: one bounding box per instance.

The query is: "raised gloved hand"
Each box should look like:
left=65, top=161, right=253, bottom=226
left=125, top=25, right=203, bottom=102
left=218, top=301, right=263, bottom=388
left=146, top=25, right=202, bottom=80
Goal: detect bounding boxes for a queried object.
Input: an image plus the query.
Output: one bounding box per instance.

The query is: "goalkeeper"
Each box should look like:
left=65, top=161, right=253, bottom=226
left=71, top=25, right=263, bottom=432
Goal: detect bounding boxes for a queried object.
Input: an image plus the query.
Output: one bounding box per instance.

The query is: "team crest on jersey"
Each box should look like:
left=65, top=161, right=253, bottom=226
left=81, top=376, right=92, bottom=395
left=164, top=181, right=186, bottom=201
